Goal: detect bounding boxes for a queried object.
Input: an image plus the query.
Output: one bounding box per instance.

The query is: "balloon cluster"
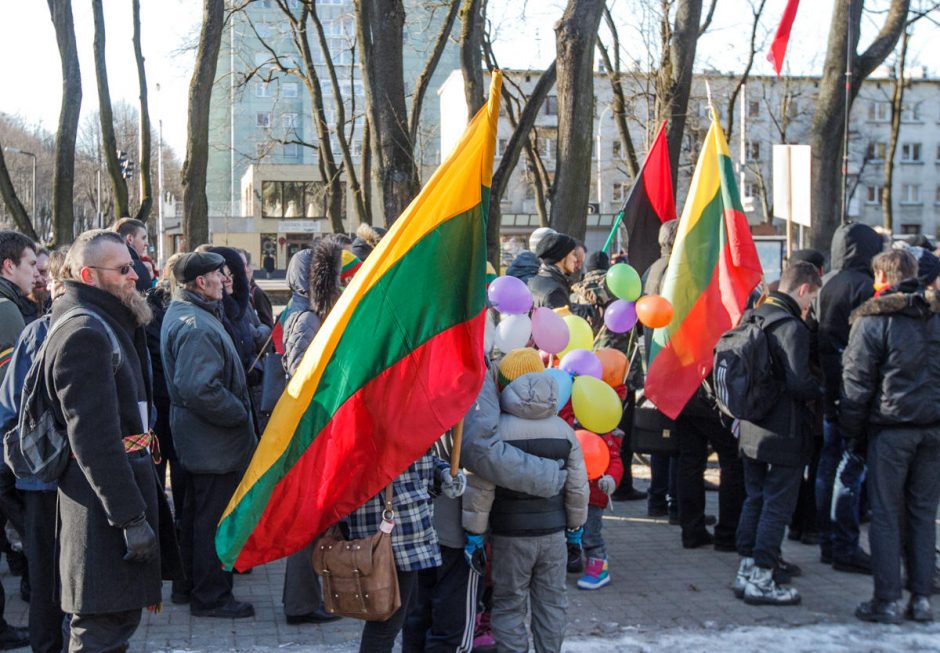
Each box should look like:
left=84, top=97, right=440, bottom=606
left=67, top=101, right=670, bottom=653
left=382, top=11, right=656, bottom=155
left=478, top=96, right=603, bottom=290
left=603, top=263, right=673, bottom=332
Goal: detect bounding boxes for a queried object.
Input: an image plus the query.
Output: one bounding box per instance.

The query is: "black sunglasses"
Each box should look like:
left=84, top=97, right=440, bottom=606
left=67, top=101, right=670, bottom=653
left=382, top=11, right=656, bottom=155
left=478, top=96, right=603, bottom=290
left=87, top=264, right=134, bottom=276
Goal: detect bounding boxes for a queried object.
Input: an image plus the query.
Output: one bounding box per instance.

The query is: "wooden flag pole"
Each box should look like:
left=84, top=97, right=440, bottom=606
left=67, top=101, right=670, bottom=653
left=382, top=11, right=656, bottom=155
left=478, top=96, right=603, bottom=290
left=450, top=418, right=465, bottom=476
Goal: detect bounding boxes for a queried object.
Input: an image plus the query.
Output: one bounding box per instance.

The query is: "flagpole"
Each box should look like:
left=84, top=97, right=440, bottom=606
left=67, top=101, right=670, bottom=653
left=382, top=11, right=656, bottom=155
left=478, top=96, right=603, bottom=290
left=601, top=120, right=668, bottom=254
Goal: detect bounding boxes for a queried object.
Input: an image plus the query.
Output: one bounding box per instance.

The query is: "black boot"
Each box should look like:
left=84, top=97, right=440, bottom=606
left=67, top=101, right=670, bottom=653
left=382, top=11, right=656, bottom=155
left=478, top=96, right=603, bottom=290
left=855, top=599, right=901, bottom=624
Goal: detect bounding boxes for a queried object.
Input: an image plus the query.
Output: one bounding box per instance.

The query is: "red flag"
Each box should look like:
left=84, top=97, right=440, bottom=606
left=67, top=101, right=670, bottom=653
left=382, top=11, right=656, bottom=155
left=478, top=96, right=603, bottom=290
left=620, top=122, right=676, bottom=275
left=767, top=0, right=800, bottom=77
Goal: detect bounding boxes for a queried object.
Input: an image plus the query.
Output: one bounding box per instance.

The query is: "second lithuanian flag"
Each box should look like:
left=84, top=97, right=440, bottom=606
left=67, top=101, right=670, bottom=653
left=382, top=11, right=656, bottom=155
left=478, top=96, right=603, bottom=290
left=216, top=73, right=503, bottom=571
left=645, top=109, right=763, bottom=420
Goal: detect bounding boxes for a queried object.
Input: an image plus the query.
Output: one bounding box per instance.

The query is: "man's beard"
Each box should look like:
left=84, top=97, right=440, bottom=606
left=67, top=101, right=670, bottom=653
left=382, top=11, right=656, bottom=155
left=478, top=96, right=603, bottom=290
left=101, top=279, right=153, bottom=326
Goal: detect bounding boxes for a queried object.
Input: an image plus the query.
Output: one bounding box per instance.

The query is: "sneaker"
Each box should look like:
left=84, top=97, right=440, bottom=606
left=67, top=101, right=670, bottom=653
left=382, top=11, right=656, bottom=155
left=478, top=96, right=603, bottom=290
left=833, top=549, right=872, bottom=575
left=733, top=557, right=755, bottom=599
left=577, top=558, right=610, bottom=590
left=904, top=595, right=933, bottom=623
left=566, top=543, right=584, bottom=574
left=743, top=566, right=801, bottom=606
left=855, top=598, right=901, bottom=624
left=473, top=611, right=496, bottom=652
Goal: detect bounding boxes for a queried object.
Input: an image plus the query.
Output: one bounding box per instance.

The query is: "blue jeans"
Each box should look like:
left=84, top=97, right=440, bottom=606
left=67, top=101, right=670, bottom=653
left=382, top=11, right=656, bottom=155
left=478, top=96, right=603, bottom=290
left=735, top=457, right=803, bottom=569
left=582, top=505, right=606, bottom=560
left=815, top=417, right=865, bottom=558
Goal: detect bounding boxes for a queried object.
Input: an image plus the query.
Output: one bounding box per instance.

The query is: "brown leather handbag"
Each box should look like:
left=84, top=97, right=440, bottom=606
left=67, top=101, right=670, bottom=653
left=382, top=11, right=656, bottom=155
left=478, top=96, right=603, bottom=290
left=312, top=485, right=400, bottom=621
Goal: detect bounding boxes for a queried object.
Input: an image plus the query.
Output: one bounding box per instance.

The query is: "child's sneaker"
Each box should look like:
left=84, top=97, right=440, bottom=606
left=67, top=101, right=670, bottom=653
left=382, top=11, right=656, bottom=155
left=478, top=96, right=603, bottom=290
left=567, top=543, right=584, bottom=574
left=733, top=557, right=754, bottom=598
left=473, top=611, right=496, bottom=652
left=577, top=557, right=610, bottom=590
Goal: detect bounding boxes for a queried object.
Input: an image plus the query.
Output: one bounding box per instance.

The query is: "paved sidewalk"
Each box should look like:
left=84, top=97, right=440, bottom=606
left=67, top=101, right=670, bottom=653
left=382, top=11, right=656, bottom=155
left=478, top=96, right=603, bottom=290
left=2, top=467, right=936, bottom=652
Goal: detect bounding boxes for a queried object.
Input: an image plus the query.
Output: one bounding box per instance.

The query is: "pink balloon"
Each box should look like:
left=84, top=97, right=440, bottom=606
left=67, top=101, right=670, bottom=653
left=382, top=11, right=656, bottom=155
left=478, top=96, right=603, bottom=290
left=487, top=276, right=533, bottom=315
left=531, top=307, right=570, bottom=355
left=559, top=349, right=603, bottom=380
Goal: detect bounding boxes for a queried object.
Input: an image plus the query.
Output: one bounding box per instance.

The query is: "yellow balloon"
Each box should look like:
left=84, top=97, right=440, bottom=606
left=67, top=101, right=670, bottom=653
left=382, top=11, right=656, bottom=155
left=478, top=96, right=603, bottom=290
left=559, top=315, right=593, bottom=358
left=571, top=376, right=623, bottom=434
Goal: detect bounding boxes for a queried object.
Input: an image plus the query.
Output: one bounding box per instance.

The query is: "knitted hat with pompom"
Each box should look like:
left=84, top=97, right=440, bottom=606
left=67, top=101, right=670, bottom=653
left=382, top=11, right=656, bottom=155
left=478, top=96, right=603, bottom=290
left=497, top=348, right=544, bottom=388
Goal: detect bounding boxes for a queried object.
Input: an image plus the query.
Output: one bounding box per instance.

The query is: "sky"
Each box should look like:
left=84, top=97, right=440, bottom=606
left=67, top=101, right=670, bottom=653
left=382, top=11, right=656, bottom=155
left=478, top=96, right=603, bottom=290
left=0, top=0, right=935, bottom=155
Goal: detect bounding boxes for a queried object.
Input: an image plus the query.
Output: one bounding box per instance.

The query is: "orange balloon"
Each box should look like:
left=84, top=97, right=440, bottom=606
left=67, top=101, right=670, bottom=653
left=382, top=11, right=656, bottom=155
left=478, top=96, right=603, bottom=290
left=576, top=429, right=611, bottom=481
left=595, top=348, right=628, bottom=388
left=636, top=295, right=674, bottom=329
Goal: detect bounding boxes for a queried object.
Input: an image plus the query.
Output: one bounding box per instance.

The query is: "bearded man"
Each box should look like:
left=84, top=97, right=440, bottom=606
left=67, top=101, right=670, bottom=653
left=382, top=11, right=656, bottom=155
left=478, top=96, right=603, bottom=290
left=46, top=229, right=180, bottom=652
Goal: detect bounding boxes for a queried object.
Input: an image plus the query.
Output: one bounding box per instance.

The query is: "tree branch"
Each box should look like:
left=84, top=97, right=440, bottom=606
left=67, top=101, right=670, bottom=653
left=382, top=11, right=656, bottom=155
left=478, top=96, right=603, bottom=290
left=699, top=0, right=718, bottom=36
left=857, top=0, right=911, bottom=81
left=132, top=0, right=153, bottom=222
left=409, top=0, right=460, bottom=144
left=0, top=146, right=39, bottom=240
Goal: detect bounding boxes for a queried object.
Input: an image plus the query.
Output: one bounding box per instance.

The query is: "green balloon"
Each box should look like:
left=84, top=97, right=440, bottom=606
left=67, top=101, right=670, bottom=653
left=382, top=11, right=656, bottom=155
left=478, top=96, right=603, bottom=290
left=605, top=263, right=642, bottom=301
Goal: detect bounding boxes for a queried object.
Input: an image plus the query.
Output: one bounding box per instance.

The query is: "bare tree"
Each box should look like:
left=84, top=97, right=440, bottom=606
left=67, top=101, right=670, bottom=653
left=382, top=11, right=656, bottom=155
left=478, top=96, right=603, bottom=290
left=550, top=0, right=606, bottom=240
left=0, top=148, right=39, bottom=240
left=596, top=6, right=639, bottom=178
left=133, top=0, right=153, bottom=222
left=725, top=0, right=768, bottom=140
left=182, top=0, right=224, bottom=248
left=459, top=0, right=486, bottom=118
left=410, top=1, right=461, bottom=144
left=809, top=0, right=909, bottom=250
left=47, top=0, right=82, bottom=245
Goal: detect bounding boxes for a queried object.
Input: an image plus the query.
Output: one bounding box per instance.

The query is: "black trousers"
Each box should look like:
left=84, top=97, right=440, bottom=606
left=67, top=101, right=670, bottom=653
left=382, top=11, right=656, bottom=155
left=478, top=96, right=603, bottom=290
left=359, top=569, right=418, bottom=653
left=179, top=471, right=241, bottom=610
left=69, top=609, right=141, bottom=653
left=789, top=436, right=821, bottom=536
left=24, top=490, right=65, bottom=653
left=402, top=546, right=476, bottom=653
left=676, top=411, right=744, bottom=547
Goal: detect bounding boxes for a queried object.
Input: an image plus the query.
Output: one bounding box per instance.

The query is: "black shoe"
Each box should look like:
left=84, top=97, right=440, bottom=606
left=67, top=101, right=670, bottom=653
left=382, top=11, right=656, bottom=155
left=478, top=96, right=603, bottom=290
left=286, top=607, right=341, bottom=624
left=191, top=599, right=254, bottom=619
left=820, top=549, right=832, bottom=565
left=682, top=531, right=714, bottom=549
left=833, top=549, right=872, bottom=575
left=0, top=625, right=28, bottom=650
left=713, top=540, right=737, bottom=553
left=704, top=514, right=717, bottom=527
left=800, top=531, right=820, bottom=546
left=668, top=510, right=680, bottom=526
left=787, top=529, right=802, bottom=542
left=855, top=599, right=901, bottom=624
left=566, top=544, right=584, bottom=573
left=612, top=488, right=648, bottom=502
left=774, top=558, right=802, bottom=584
left=905, top=595, right=933, bottom=623
left=647, top=505, right=669, bottom=518
left=171, top=591, right=191, bottom=605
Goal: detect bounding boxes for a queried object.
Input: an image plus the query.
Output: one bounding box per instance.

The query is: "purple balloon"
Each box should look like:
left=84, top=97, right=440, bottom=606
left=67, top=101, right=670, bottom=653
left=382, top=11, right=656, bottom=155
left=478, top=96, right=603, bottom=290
left=559, top=349, right=603, bottom=380
left=531, top=306, right=570, bottom=354
left=604, top=299, right=638, bottom=334
left=487, top=276, right=533, bottom=315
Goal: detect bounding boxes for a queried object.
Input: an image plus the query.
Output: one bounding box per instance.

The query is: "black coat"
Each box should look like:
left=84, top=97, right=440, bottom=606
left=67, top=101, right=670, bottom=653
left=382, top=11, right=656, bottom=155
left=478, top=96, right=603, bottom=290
left=528, top=263, right=571, bottom=309
left=45, top=282, right=181, bottom=613
left=840, top=283, right=940, bottom=443
left=128, top=245, right=152, bottom=293
left=506, top=251, right=541, bottom=284
left=816, top=223, right=882, bottom=414
left=739, top=292, right=822, bottom=467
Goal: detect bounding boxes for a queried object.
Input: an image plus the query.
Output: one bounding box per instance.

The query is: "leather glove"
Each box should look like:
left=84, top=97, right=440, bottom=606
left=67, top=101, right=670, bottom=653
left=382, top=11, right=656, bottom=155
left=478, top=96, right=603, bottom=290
left=596, top=474, right=616, bottom=496
left=464, top=532, right=486, bottom=576
left=565, top=526, right=583, bottom=547
left=122, top=514, right=158, bottom=564
left=440, top=470, right=467, bottom=499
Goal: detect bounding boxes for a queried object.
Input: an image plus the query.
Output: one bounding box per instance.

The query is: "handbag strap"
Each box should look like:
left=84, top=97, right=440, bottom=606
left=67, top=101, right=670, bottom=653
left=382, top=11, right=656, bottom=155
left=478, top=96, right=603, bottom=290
left=382, top=483, right=394, bottom=520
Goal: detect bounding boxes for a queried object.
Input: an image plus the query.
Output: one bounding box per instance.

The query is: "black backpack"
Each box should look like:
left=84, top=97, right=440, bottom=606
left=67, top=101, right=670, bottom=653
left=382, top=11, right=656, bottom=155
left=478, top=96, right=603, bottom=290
left=3, top=307, right=122, bottom=483
left=713, top=311, right=789, bottom=422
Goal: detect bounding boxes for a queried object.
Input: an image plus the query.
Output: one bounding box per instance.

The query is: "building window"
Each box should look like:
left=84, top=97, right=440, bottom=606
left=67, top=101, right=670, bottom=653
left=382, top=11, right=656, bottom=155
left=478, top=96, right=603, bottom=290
left=262, top=180, right=329, bottom=219
left=539, top=138, right=556, bottom=162
left=524, top=184, right=536, bottom=200
left=282, top=82, right=299, bottom=98
left=866, top=142, right=887, bottom=161
left=495, top=138, right=508, bottom=158
left=900, top=143, right=922, bottom=163
left=936, top=144, right=940, bottom=163
left=900, top=184, right=921, bottom=205
left=256, top=112, right=271, bottom=128
left=745, top=181, right=760, bottom=199
left=935, top=185, right=940, bottom=204
left=282, top=142, right=299, bottom=158
left=901, top=103, right=921, bottom=123
left=867, top=102, right=889, bottom=122
left=543, top=95, right=558, bottom=116
left=748, top=100, right=760, bottom=118
left=283, top=112, right=299, bottom=129
left=746, top=141, right=762, bottom=162
left=612, top=182, right=627, bottom=203
left=900, top=224, right=921, bottom=235
left=865, top=185, right=883, bottom=204
left=612, top=140, right=623, bottom=159
left=256, top=82, right=272, bottom=98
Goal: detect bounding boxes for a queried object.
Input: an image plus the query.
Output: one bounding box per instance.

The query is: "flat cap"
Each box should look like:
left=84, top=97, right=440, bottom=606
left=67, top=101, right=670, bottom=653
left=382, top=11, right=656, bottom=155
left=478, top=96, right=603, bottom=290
left=173, top=251, right=226, bottom=284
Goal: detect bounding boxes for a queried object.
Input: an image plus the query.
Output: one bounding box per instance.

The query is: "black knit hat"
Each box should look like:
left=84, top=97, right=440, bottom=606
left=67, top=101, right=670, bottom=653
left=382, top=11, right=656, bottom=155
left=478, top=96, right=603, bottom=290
left=585, top=251, right=610, bottom=273
left=535, top=232, right=577, bottom=264
left=912, top=246, right=940, bottom=286
left=788, top=248, right=825, bottom=271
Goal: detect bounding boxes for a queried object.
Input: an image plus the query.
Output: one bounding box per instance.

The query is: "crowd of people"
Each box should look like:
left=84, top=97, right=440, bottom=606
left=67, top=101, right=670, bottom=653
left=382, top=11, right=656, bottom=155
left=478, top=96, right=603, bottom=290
left=0, top=216, right=933, bottom=653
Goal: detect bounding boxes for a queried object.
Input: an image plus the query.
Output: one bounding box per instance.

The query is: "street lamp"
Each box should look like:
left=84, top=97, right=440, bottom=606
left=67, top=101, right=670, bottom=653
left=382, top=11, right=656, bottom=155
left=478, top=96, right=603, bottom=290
left=3, top=147, right=37, bottom=219
left=596, top=105, right=613, bottom=211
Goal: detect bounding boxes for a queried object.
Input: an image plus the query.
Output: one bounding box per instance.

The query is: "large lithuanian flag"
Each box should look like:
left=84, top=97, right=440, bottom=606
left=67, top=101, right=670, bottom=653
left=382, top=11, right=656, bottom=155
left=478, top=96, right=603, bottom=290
left=645, top=110, right=762, bottom=420
left=216, top=73, right=503, bottom=571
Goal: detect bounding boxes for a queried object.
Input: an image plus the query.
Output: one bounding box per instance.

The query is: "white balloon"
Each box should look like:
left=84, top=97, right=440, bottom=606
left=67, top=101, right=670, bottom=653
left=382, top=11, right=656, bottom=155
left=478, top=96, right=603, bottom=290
left=494, top=314, right=532, bottom=353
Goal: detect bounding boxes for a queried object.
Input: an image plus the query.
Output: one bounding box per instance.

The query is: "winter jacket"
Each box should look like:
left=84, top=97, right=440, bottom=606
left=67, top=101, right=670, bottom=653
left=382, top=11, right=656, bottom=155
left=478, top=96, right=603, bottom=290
left=160, top=289, right=257, bottom=475
left=738, top=291, right=822, bottom=467
left=588, top=432, right=623, bottom=508
left=463, top=372, right=589, bottom=536
left=250, top=280, right=274, bottom=329
left=209, top=247, right=269, bottom=378
left=506, top=251, right=541, bottom=284
left=528, top=263, right=573, bottom=310
left=642, top=219, right=679, bottom=297
left=840, top=282, right=940, bottom=443
left=128, top=245, right=152, bottom=293
left=145, top=285, right=172, bottom=404
left=44, top=281, right=182, bottom=613
left=817, top=222, right=882, bottom=414
left=0, top=276, right=36, bottom=385
left=280, top=249, right=324, bottom=376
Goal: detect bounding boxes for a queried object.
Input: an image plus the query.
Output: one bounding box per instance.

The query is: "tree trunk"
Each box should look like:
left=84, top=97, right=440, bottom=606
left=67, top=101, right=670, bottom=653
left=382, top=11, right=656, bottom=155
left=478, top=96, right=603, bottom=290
left=809, top=0, right=909, bottom=250
left=355, top=0, right=419, bottom=226
left=882, top=28, right=909, bottom=232
left=92, top=0, right=129, bottom=221
left=459, top=0, right=485, bottom=120
left=598, top=8, right=638, bottom=178
left=359, top=117, right=373, bottom=226
left=181, top=0, right=224, bottom=248
left=550, top=0, right=605, bottom=241
left=47, top=0, right=82, bottom=246
left=132, top=0, right=153, bottom=222
left=0, top=147, right=39, bottom=241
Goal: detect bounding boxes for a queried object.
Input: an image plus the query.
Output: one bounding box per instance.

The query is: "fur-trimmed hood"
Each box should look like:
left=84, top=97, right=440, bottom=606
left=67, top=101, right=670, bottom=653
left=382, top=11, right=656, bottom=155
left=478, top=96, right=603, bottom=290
left=849, top=286, right=940, bottom=325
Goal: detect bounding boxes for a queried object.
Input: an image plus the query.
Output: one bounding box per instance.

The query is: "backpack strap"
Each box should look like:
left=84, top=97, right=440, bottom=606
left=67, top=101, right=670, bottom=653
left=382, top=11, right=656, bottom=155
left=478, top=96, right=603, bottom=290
left=48, top=307, right=123, bottom=372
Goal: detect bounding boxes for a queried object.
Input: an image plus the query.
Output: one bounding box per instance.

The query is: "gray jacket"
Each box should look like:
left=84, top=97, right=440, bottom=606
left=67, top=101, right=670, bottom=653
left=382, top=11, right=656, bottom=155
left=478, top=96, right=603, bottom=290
left=161, top=289, right=256, bottom=474
left=281, top=249, right=323, bottom=376
left=463, top=372, right=589, bottom=535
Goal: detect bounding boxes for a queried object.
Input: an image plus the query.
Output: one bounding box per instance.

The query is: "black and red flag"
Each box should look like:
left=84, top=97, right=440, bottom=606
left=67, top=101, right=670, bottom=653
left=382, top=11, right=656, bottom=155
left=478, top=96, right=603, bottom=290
left=767, top=0, right=801, bottom=77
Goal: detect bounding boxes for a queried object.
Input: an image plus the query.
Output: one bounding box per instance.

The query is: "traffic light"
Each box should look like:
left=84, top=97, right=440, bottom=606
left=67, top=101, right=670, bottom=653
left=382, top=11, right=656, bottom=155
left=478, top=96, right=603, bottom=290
left=117, top=150, right=134, bottom=180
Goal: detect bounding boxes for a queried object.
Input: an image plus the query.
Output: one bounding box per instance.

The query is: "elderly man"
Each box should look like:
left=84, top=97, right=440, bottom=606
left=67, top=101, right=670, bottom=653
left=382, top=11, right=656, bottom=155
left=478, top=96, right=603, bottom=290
left=44, top=229, right=179, bottom=651
left=161, top=252, right=257, bottom=619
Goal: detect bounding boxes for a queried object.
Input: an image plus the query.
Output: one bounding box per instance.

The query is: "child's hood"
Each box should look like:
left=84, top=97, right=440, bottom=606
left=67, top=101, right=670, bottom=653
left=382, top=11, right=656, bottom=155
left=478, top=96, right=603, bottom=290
left=500, top=372, right=558, bottom=419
